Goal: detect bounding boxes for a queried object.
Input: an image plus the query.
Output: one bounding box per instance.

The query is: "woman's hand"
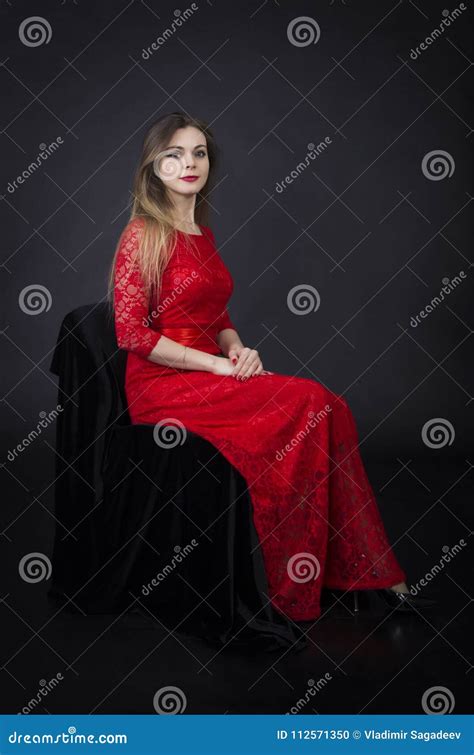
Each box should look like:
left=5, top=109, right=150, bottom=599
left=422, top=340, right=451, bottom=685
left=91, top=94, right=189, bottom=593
left=228, top=346, right=272, bottom=380
left=211, top=348, right=274, bottom=379
left=211, top=356, right=236, bottom=376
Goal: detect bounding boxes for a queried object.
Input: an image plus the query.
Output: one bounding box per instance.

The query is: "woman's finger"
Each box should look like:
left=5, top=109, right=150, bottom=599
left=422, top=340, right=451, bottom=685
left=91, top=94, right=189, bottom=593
left=233, top=349, right=259, bottom=379
left=239, top=357, right=263, bottom=380
left=231, top=347, right=251, bottom=375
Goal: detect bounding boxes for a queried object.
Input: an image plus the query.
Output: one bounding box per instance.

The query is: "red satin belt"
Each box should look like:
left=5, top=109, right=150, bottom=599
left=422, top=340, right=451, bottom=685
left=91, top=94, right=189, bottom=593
left=158, top=325, right=220, bottom=353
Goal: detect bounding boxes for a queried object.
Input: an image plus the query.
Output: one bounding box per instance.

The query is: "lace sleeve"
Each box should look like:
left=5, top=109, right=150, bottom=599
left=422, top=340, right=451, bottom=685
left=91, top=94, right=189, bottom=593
left=113, top=219, right=162, bottom=359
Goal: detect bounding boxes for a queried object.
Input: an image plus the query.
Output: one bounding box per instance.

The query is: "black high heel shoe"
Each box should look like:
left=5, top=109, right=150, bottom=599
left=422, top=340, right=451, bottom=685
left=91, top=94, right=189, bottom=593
left=352, top=588, right=436, bottom=614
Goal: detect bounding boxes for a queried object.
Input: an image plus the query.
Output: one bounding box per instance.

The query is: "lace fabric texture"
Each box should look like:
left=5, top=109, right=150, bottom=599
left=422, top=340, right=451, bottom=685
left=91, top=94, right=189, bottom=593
left=113, top=218, right=406, bottom=620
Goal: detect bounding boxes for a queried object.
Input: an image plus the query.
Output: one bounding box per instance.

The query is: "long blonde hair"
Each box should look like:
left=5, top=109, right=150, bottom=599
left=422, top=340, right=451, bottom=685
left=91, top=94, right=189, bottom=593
left=107, top=112, right=219, bottom=311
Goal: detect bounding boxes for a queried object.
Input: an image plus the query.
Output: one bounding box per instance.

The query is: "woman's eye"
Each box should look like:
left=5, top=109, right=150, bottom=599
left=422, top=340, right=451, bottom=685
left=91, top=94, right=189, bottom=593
left=164, top=149, right=206, bottom=159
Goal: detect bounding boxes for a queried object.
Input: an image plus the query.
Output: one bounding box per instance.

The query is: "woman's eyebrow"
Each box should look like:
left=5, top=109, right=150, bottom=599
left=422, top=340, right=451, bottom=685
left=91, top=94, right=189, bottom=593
left=165, top=144, right=207, bottom=150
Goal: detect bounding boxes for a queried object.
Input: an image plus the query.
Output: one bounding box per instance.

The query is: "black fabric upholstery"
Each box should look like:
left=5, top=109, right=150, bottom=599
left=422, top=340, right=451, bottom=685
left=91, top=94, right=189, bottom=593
left=47, top=302, right=307, bottom=651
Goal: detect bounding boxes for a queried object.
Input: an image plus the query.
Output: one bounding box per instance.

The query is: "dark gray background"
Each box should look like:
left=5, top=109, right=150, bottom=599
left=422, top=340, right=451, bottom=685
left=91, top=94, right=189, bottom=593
left=1, top=0, right=472, bottom=717
left=2, top=0, right=472, bottom=471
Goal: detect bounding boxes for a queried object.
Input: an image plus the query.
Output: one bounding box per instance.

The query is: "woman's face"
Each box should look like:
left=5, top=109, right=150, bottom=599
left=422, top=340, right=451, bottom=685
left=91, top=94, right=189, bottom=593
left=154, top=126, right=210, bottom=198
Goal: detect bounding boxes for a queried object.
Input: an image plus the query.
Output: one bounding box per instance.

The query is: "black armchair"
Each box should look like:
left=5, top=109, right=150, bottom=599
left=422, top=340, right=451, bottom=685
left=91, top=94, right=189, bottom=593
left=47, top=302, right=307, bottom=652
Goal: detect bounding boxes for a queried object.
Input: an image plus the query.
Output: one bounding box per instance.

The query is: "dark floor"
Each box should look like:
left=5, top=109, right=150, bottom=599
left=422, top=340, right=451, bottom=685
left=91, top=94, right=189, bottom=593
left=2, top=459, right=472, bottom=715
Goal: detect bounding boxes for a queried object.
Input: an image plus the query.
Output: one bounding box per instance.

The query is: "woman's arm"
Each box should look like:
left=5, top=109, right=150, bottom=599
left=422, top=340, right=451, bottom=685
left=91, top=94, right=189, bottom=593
left=214, top=307, right=270, bottom=379
left=113, top=220, right=223, bottom=373
left=147, top=335, right=219, bottom=372
left=216, top=327, right=243, bottom=358
left=215, top=308, right=243, bottom=357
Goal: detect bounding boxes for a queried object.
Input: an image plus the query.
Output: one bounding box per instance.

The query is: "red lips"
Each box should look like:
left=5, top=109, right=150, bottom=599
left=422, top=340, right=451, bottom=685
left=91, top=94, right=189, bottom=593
left=180, top=176, right=199, bottom=182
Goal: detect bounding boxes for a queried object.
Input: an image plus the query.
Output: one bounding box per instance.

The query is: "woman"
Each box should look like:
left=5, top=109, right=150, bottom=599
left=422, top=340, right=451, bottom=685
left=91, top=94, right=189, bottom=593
left=108, top=112, right=433, bottom=625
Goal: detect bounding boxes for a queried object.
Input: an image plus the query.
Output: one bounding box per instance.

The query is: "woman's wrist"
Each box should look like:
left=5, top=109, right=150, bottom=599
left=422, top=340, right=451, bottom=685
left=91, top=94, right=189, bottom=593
left=181, top=347, right=218, bottom=373
left=217, top=331, right=243, bottom=357
left=205, top=353, right=218, bottom=373
left=224, top=341, right=243, bottom=358
left=149, top=337, right=220, bottom=373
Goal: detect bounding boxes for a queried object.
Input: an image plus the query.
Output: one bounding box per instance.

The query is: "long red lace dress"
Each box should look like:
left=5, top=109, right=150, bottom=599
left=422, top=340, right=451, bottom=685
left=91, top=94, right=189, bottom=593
left=113, top=217, right=407, bottom=621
